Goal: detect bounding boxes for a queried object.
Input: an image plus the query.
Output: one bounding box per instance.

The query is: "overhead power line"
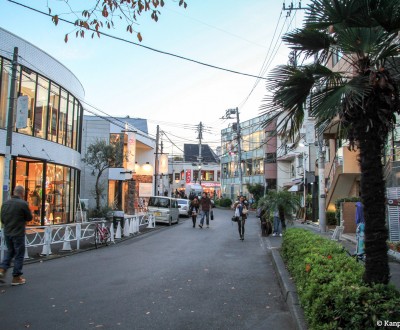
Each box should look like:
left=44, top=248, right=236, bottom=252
left=8, top=0, right=268, bottom=80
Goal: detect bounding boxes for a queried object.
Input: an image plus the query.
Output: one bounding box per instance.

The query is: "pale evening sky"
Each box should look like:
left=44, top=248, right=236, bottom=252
left=0, top=0, right=305, bottom=154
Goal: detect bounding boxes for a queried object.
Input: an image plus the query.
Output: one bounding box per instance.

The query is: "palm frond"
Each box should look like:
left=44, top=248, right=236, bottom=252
left=283, top=28, right=331, bottom=59
left=370, top=0, right=400, bottom=33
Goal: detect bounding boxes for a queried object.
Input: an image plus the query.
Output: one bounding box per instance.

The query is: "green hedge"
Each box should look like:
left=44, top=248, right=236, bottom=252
left=281, top=228, right=400, bottom=329
left=216, top=198, right=232, bottom=207
left=326, top=211, right=337, bottom=226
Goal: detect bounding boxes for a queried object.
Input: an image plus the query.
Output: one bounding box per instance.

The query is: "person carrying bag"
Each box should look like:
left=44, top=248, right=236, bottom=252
left=232, top=196, right=248, bottom=241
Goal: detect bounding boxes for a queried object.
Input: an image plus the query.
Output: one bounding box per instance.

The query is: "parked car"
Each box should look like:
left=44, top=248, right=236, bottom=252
left=177, top=199, right=190, bottom=217
left=147, top=196, right=180, bottom=225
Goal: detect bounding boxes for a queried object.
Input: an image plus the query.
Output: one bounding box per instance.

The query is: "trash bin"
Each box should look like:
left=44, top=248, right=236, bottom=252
left=113, top=210, right=125, bottom=230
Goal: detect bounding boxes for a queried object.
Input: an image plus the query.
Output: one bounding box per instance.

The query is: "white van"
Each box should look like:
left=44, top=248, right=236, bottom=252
left=147, top=196, right=180, bottom=225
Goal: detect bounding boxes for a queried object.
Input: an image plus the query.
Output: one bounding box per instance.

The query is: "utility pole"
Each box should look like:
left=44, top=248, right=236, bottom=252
left=197, top=122, right=203, bottom=184
left=318, top=136, right=327, bottom=232
left=282, top=1, right=304, bottom=17
left=154, top=125, right=160, bottom=196
left=3, top=47, right=18, bottom=203
left=235, top=108, right=243, bottom=196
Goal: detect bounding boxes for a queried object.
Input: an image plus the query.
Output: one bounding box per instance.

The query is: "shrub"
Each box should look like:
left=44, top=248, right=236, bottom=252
left=219, top=198, right=232, bottom=208
left=325, top=211, right=337, bottom=226
left=281, top=228, right=400, bottom=329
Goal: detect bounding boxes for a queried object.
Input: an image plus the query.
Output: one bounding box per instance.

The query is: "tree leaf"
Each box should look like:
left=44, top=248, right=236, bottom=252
left=52, top=15, right=59, bottom=26
left=64, top=34, right=68, bottom=43
left=137, top=32, right=142, bottom=42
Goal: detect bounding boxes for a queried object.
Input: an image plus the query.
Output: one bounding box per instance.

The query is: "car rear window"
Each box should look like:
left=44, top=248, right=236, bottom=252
left=177, top=200, right=187, bottom=205
left=148, top=197, right=170, bottom=208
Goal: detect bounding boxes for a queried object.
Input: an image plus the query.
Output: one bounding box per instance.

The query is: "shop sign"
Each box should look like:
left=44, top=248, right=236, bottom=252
left=139, top=183, right=152, bottom=197
left=186, top=170, right=191, bottom=183
left=159, top=154, right=168, bottom=174
left=201, top=182, right=221, bottom=187
left=127, top=132, right=136, bottom=172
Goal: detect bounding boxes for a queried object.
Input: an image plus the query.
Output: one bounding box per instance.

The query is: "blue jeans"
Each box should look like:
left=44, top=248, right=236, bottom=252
left=273, top=217, right=281, bottom=234
left=200, top=210, right=210, bottom=226
left=0, top=235, right=25, bottom=277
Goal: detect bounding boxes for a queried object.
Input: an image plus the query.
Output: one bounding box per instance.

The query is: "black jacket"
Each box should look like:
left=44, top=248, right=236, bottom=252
left=1, top=196, right=32, bottom=236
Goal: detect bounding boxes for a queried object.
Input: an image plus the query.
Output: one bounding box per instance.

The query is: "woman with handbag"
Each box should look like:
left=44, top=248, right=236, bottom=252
left=189, top=197, right=200, bottom=228
left=233, top=196, right=248, bottom=241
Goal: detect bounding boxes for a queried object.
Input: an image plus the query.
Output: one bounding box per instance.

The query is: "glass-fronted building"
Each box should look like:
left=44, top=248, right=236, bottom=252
left=221, top=114, right=267, bottom=200
left=0, top=28, right=83, bottom=225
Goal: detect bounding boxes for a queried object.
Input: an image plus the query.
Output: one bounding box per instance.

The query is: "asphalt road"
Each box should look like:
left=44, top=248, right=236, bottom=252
left=0, top=208, right=295, bottom=330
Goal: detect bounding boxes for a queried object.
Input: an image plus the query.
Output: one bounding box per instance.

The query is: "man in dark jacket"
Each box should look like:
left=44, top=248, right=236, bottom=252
left=198, top=192, right=212, bottom=228
left=0, top=185, right=32, bottom=286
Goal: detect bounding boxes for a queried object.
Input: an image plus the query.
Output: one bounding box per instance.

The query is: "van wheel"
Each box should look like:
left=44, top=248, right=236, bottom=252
left=169, top=217, right=172, bottom=226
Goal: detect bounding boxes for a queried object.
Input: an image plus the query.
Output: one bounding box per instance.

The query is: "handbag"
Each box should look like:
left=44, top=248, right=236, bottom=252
left=231, top=215, right=238, bottom=222
left=242, top=208, right=249, bottom=215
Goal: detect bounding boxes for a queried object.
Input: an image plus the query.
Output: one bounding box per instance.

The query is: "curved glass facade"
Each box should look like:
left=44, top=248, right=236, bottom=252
left=0, top=30, right=83, bottom=225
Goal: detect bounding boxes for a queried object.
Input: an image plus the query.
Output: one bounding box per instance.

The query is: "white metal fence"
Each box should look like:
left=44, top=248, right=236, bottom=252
left=0, top=213, right=155, bottom=262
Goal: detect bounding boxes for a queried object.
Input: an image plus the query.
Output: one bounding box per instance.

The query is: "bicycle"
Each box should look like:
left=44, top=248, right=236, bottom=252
left=343, top=247, right=365, bottom=263
left=94, top=223, right=112, bottom=248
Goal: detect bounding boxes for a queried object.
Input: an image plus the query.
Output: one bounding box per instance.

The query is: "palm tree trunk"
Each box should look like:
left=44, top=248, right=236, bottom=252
left=359, top=132, right=390, bottom=285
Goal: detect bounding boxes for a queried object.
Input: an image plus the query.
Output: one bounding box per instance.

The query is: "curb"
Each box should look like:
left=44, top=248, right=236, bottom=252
left=271, top=248, right=308, bottom=330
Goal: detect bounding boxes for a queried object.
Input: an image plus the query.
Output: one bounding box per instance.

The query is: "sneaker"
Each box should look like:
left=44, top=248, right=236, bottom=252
left=279, top=233, right=282, bottom=237
left=11, top=276, right=26, bottom=286
left=0, top=268, right=6, bottom=283
left=199, top=224, right=203, bottom=228
left=272, top=233, right=277, bottom=237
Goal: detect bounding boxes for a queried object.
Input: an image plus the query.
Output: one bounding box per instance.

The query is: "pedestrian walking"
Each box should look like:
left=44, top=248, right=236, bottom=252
left=189, top=197, right=200, bottom=228
left=199, top=192, right=212, bottom=228
left=233, top=196, right=248, bottom=240
left=0, top=185, right=33, bottom=286
left=272, top=209, right=282, bottom=237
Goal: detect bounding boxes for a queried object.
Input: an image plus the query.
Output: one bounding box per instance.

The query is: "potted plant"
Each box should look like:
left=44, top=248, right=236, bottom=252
left=258, top=190, right=301, bottom=232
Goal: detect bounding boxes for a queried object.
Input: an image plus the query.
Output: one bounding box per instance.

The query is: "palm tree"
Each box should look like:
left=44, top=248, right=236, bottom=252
left=258, top=190, right=301, bottom=229
left=261, top=0, right=400, bottom=285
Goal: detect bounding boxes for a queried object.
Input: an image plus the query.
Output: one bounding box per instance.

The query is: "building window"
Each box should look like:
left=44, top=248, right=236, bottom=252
left=48, top=82, right=60, bottom=142
left=18, top=67, right=36, bottom=136
left=202, top=170, right=214, bottom=181
left=34, top=76, right=49, bottom=139
left=174, top=173, right=180, bottom=181
left=266, top=153, right=276, bottom=163
left=14, top=158, right=78, bottom=225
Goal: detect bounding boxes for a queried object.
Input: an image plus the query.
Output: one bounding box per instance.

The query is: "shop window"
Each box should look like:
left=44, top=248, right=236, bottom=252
left=34, top=76, right=49, bottom=139
left=18, top=67, right=37, bottom=136
left=66, top=96, right=74, bottom=148
left=0, top=58, right=10, bottom=128
left=48, top=82, right=60, bottom=142
left=72, top=99, right=79, bottom=150
left=58, top=89, right=68, bottom=145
